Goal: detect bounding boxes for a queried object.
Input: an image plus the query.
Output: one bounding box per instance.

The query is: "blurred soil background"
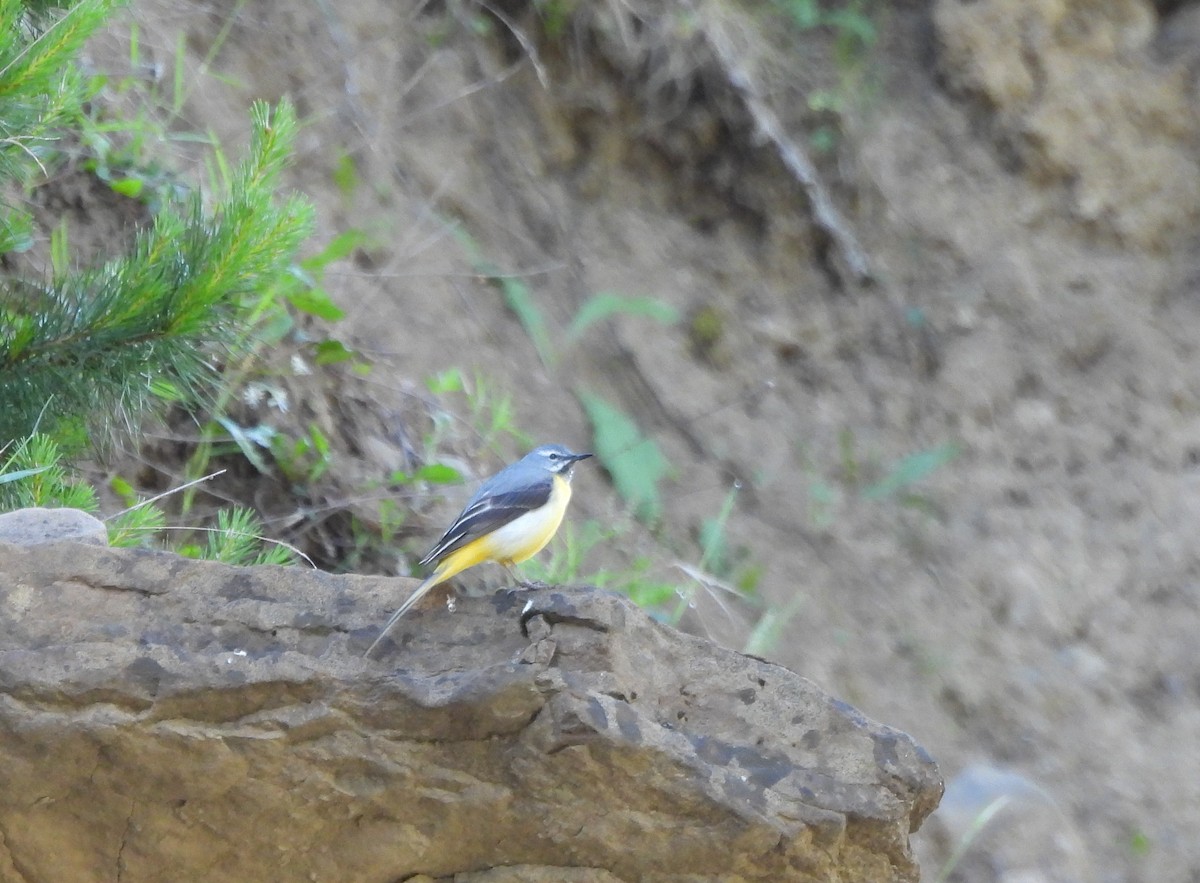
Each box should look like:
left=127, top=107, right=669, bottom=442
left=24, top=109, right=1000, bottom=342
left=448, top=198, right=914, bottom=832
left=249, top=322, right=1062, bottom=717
left=24, top=0, right=1200, bottom=879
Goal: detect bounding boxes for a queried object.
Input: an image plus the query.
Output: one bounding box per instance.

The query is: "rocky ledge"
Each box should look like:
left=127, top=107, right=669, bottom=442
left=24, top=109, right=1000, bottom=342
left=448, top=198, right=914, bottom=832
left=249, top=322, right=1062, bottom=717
left=0, top=529, right=941, bottom=882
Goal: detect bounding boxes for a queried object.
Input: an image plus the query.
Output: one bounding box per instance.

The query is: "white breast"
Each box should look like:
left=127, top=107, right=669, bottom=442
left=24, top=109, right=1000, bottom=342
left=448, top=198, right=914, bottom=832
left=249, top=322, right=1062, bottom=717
left=483, top=474, right=572, bottom=564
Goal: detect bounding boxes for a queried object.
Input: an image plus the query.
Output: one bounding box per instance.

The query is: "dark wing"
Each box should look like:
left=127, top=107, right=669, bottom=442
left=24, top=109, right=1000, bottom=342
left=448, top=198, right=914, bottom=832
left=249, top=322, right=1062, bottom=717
left=419, top=472, right=554, bottom=567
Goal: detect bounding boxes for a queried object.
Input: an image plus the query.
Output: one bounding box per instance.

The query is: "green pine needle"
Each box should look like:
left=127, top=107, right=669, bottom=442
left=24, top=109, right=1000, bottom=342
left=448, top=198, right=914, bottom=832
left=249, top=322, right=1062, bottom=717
left=0, top=96, right=314, bottom=445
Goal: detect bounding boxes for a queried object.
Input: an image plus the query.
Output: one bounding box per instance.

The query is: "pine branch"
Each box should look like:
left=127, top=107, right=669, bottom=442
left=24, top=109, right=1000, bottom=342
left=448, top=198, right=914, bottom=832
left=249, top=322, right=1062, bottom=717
left=0, top=0, right=113, bottom=182
left=0, top=100, right=315, bottom=446
left=0, top=1, right=115, bottom=252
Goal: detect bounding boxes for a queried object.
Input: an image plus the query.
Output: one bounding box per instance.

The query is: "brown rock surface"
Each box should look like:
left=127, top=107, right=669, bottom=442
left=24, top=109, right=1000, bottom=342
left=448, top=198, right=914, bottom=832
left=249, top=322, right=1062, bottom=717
left=0, top=541, right=940, bottom=882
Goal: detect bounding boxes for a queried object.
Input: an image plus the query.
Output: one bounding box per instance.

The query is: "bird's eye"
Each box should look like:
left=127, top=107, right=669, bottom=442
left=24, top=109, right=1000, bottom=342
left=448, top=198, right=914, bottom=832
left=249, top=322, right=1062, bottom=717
left=548, top=452, right=560, bottom=460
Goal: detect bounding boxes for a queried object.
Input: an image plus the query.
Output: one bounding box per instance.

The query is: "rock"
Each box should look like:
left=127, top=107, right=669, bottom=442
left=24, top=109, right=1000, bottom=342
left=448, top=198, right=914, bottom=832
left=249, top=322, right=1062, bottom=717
left=0, top=506, right=108, bottom=546
left=0, top=542, right=941, bottom=882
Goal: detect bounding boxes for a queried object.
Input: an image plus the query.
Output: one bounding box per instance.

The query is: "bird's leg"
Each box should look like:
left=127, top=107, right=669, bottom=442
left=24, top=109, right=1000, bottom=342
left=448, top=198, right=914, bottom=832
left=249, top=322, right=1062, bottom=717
left=500, top=561, right=547, bottom=591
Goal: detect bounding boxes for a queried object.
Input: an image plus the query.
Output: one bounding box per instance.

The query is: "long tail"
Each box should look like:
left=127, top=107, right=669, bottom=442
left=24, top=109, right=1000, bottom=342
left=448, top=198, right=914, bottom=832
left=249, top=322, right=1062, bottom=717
left=363, top=567, right=449, bottom=658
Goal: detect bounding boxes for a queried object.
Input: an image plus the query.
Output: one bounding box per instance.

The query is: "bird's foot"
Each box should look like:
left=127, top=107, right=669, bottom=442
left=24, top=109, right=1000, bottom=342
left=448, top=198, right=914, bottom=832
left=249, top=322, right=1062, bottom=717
left=497, top=580, right=548, bottom=601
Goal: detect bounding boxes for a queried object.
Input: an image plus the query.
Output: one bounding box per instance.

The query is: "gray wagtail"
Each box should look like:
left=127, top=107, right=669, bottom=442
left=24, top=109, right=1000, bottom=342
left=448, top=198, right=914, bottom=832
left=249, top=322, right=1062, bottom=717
left=364, top=444, right=593, bottom=657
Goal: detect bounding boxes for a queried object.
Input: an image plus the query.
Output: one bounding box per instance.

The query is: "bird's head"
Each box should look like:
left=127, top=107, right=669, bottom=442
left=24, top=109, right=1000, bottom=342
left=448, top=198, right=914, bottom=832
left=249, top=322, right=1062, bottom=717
left=527, top=444, right=593, bottom=478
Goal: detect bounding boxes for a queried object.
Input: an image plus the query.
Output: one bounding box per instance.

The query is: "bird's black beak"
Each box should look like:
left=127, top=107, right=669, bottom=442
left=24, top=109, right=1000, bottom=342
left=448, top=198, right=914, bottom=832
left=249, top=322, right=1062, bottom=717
left=571, top=452, right=594, bottom=462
